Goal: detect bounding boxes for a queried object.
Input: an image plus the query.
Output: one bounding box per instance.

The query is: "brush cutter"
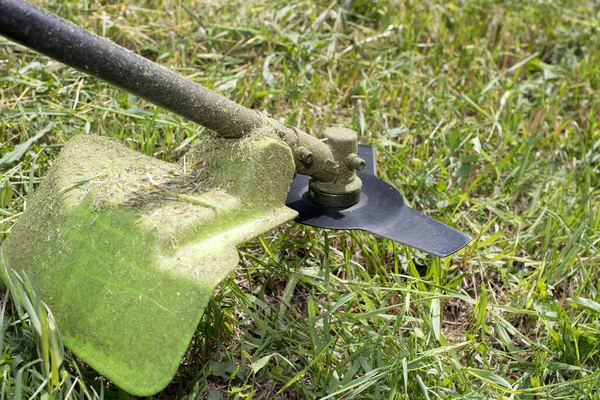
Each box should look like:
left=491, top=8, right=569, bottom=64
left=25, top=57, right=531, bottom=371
left=0, top=0, right=471, bottom=395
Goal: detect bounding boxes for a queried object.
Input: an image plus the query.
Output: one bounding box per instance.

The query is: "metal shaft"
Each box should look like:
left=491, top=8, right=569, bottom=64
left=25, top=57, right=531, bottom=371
left=0, top=0, right=262, bottom=138
left=1, top=0, right=366, bottom=203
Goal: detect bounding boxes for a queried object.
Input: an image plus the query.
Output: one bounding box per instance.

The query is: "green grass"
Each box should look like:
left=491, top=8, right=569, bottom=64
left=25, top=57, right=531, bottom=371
left=1, top=0, right=599, bottom=398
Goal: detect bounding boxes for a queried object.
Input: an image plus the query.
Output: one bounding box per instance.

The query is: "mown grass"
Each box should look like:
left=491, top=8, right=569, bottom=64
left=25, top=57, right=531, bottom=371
left=1, top=0, right=599, bottom=398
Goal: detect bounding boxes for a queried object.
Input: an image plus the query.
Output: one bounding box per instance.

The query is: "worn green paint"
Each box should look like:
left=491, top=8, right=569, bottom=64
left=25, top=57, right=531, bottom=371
left=1, top=134, right=297, bottom=395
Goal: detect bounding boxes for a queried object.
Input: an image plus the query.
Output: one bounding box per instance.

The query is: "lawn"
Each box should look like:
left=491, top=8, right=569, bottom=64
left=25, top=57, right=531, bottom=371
left=1, top=0, right=599, bottom=398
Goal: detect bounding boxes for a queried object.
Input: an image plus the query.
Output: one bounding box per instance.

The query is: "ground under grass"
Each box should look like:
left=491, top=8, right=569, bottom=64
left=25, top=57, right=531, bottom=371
left=1, top=0, right=599, bottom=398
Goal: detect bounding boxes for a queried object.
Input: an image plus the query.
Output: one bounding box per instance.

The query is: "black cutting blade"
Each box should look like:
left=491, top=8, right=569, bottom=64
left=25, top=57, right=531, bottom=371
left=285, top=145, right=471, bottom=257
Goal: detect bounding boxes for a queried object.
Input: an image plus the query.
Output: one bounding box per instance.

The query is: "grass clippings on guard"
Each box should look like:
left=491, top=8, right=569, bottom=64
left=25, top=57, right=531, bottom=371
left=0, top=0, right=599, bottom=399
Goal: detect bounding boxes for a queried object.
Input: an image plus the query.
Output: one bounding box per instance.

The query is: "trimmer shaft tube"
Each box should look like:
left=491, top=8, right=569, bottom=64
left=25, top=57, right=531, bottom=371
left=0, top=0, right=262, bottom=138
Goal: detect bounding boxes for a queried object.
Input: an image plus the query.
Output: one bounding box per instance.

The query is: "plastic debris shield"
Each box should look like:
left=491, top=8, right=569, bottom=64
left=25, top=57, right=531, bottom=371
left=1, top=134, right=297, bottom=395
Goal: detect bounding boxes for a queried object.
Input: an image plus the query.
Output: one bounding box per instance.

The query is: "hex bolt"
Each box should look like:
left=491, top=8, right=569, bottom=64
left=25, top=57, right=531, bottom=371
left=307, top=127, right=364, bottom=208
left=347, top=153, right=366, bottom=171
left=296, top=146, right=314, bottom=168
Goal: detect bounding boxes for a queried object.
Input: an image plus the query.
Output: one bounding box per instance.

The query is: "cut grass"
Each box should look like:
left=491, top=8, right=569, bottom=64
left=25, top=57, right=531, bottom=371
left=1, top=0, right=599, bottom=398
